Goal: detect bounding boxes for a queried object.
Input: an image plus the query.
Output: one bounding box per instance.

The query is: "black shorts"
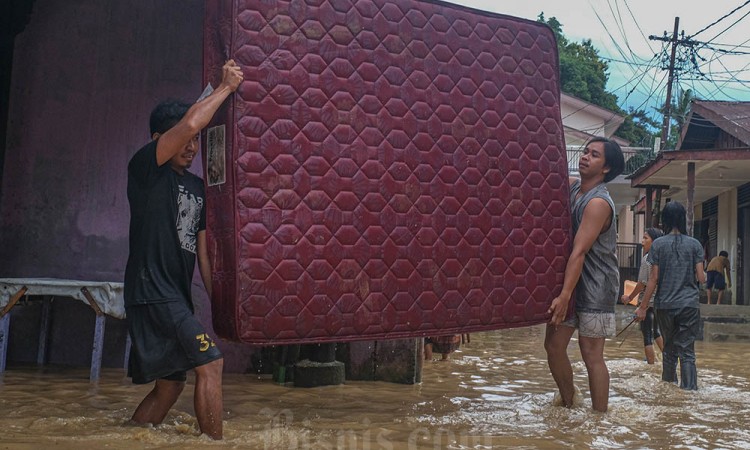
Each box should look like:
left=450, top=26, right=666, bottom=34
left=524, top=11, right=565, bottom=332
left=126, top=300, right=223, bottom=385
left=706, top=270, right=726, bottom=290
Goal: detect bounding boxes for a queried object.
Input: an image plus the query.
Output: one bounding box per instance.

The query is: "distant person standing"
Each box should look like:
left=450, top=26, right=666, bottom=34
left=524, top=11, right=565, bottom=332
left=706, top=251, right=731, bottom=304
left=621, top=227, right=665, bottom=364
left=424, top=335, right=461, bottom=361
left=636, top=201, right=705, bottom=390
left=546, top=137, right=624, bottom=412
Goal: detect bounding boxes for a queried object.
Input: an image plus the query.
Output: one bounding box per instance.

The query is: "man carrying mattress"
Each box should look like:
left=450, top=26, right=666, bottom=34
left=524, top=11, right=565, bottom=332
left=544, top=137, right=625, bottom=412
left=124, top=60, right=243, bottom=439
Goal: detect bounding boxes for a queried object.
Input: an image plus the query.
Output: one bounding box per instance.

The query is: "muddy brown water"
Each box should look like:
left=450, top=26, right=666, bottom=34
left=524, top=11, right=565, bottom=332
left=2, top=325, right=750, bottom=449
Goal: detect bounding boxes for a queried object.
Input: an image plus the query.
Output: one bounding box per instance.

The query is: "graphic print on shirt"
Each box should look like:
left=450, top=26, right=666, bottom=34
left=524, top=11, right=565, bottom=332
left=176, top=183, right=203, bottom=254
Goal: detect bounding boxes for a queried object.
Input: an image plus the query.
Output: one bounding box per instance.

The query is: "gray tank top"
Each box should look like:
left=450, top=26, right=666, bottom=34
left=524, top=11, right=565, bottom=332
left=569, top=179, right=619, bottom=312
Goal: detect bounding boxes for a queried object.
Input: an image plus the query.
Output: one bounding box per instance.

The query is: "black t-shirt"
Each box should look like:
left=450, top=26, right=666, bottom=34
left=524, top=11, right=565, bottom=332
left=124, top=140, right=206, bottom=308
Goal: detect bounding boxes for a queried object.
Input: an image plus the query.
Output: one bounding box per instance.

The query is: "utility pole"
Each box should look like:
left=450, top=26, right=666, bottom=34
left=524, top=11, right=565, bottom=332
left=650, top=17, right=680, bottom=150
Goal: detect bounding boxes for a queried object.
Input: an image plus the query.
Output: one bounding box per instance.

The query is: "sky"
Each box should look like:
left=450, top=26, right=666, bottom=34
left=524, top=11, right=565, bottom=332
left=443, top=0, right=750, bottom=118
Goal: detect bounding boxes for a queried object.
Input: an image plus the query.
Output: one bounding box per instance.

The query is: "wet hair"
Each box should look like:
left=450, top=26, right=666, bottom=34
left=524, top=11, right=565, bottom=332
left=720, top=250, right=728, bottom=257
left=661, top=201, right=689, bottom=257
left=645, top=227, right=664, bottom=241
left=149, top=99, right=190, bottom=135
left=661, top=201, right=687, bottom=235
left=587, top=137, right=625, bottom=183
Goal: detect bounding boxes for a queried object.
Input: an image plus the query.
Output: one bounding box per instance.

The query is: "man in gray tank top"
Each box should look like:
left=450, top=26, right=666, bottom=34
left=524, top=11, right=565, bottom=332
left=545, top=137, right=624, bottom=412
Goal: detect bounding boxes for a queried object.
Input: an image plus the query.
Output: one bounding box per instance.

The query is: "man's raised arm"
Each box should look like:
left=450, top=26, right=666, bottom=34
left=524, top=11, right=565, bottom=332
left=155, top=60, right=244, bottom=166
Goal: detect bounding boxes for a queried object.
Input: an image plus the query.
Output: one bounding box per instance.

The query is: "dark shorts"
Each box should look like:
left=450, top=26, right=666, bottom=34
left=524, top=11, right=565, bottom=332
left=706, top=270, right=726, bottom=290
left=126, top=300, right=222, bottom=385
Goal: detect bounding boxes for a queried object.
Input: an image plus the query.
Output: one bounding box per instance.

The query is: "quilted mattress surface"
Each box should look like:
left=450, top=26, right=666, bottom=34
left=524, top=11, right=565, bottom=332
left=203, top=0, right=571, bottom=344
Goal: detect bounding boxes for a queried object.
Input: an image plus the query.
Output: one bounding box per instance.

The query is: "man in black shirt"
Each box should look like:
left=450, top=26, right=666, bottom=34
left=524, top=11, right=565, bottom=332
left=125, top=60, right=242, bottom=440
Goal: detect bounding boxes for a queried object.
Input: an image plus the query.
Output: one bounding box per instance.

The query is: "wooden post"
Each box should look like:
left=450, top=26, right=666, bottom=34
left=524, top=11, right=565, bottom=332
left=0, top=285, right=27, bottom=318
left=660, top=17, right=680, bottom=149
left=653, top=188, right=663, bottom=229
left=645, top=187, right=653, bottom=227
left=687, top=162, right=695, bottom=237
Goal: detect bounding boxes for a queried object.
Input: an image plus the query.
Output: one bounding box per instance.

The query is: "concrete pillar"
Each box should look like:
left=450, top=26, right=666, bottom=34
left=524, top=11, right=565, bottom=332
left=341, top=338, right=423, bottom=385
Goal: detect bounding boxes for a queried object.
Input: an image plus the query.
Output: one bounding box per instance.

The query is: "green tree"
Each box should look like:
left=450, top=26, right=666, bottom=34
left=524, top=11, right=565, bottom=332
left=538, top=14, right=658, bottom=145
left=663, top=88, right=693, bottom=149
left=617, top=108, right=660, bottom=147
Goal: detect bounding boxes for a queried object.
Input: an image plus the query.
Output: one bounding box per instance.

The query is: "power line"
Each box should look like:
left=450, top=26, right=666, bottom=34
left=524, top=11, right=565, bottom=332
left=689, top=0, right=750, bottom=39
left=599, top=54, right=661, bottom=67
left=703, top=8, right=750, bottom=45
left=707, top=41, right=750, bottom=49
left=693, top=35, right=750, bottom=72
left=605, top=0, right=639, bottom=62
left=622, top=0, right=656, bottom=54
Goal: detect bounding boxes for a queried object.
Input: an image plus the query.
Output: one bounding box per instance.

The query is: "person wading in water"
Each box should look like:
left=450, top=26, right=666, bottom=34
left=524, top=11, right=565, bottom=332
left=545, top=137, right=624, bottom=412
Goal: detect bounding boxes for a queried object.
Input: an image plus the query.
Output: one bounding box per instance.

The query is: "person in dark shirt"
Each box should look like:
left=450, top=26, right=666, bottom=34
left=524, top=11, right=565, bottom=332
left=124, top=60, right=243, bottom=440
left=636, top=201, right=705, bottom=390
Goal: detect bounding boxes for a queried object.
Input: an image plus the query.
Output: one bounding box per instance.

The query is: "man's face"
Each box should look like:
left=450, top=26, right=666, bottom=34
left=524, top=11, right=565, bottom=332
left=579, top=141, right=609, bottom=180
left=169, top=134, right=200, bottom=172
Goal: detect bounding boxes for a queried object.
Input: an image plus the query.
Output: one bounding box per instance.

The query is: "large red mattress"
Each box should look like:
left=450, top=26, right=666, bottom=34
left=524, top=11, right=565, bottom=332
left=203, top=0, right=571, bottom=344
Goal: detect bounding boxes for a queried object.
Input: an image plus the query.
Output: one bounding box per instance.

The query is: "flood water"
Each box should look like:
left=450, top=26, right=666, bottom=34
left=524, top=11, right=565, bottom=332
left=2, top=324, right=750, bottom=449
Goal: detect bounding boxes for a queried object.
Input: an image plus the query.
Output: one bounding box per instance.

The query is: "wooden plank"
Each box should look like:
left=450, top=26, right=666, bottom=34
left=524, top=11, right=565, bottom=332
left=80, top=287, right=103, bottom=316
left=630, top=156, right=670, bottom=188
left=1, top=285, right=28, bottom=318
left=663, top=148, right=750, bottom=161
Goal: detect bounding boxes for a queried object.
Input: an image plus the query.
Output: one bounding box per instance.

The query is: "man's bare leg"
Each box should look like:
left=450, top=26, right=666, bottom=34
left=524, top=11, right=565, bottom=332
left=424, top=342, right=433, bottom=360
left=706, top=289, right=713, bottom=304
left=717, top=289, right=724, bottom=305
left=655, top=336, right=664, bottom=353
left=644, top=344, right=656, bottom=364
left=194, top=358, right=224, bottom=440
left=131, top=379, right=185, bottom=425
left=545, top=324, right=576, bottom=407
left=579, top=336, right=609, bottom=412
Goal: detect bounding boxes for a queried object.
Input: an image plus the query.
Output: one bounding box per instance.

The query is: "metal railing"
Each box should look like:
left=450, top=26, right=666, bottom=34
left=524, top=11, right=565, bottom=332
left=617, top=242, right=642, bottom=297
left=567, top=146, right=653, bottom=176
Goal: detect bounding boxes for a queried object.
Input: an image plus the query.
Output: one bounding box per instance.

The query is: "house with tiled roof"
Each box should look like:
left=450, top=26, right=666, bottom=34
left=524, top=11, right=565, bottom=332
left=629, top=100, right=750, bottom=305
